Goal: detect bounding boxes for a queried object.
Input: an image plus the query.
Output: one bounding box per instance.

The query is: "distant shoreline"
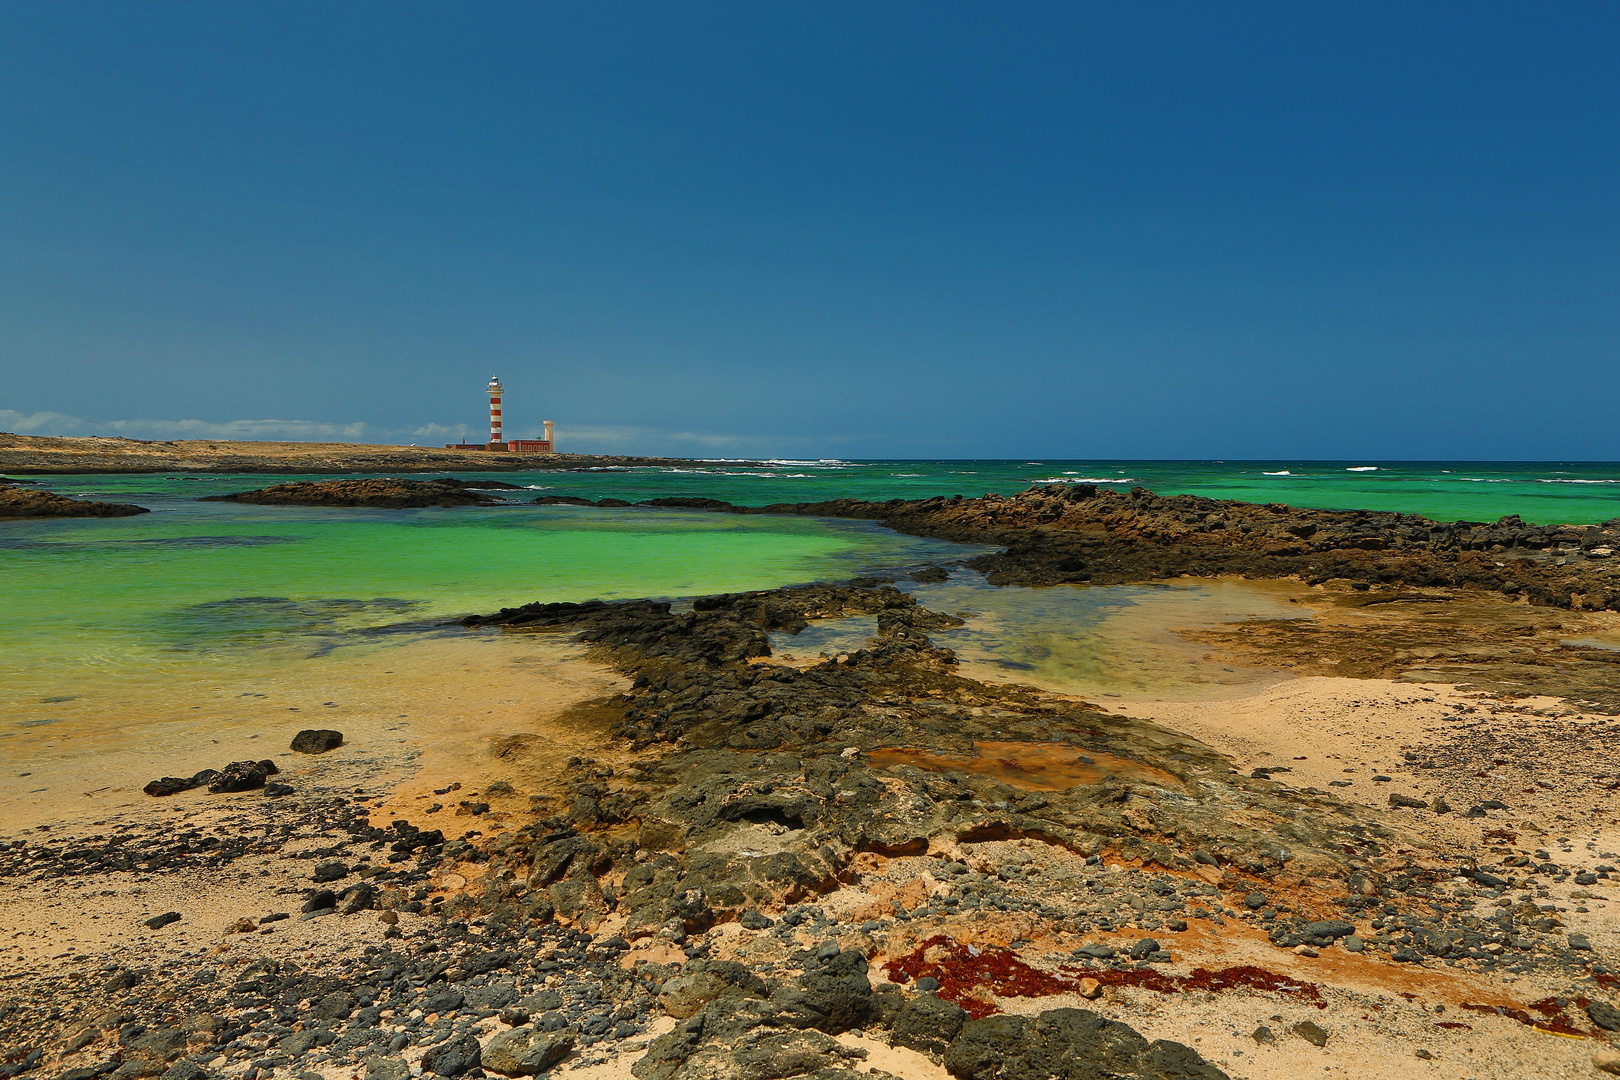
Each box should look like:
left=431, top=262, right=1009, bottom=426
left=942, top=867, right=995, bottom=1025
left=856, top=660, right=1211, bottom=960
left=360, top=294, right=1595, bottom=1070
left=0, top=433, right=711, bottom=474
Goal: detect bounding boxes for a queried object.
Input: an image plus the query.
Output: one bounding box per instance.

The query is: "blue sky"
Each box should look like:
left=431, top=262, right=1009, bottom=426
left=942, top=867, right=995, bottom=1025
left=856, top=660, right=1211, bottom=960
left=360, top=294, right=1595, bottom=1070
left=1, top=2, right=1616, bottom=459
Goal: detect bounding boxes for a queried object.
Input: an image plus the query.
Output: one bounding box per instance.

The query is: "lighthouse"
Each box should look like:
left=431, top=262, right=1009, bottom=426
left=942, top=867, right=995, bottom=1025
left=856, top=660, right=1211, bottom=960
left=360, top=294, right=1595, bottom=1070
left=486, top=376, right=504, bottom=449
left=445, top=376, right=555, bottom=452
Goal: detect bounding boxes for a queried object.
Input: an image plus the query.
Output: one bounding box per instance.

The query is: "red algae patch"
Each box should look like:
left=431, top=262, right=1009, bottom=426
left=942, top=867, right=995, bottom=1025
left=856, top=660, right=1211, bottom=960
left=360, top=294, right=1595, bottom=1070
left=867, top=741, right=1180, bottom=792
left=883, top=935, right=1323, bottom=1019
left=1458, top=998, right=1597, bottom=1039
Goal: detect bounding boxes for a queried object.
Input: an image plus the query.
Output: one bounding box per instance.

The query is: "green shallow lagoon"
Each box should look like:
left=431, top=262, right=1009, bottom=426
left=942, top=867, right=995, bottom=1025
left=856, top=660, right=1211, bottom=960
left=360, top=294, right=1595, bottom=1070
left=0, top=503, right=978, bottom=702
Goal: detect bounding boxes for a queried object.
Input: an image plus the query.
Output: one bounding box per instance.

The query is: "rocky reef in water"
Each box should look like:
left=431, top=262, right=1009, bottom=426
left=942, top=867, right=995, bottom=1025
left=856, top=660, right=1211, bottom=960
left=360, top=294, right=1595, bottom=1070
left=201, top=479, right=512, bottom=508
left=541, top=485, right=1620, bottom=611
left=0, top=482, right=149, bottom=518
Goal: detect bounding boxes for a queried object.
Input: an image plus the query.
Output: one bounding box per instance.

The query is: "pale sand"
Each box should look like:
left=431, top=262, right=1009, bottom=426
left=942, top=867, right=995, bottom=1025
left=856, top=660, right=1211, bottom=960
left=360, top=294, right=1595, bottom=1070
left=0, top=631, right=626, bottom=836
left=12, top=622, right=1620, bottom=1076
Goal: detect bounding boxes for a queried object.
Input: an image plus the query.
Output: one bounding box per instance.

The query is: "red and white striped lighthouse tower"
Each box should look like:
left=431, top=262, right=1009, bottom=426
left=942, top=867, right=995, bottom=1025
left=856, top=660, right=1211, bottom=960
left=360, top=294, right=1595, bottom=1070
left=486, top=376, right=504, bottom=450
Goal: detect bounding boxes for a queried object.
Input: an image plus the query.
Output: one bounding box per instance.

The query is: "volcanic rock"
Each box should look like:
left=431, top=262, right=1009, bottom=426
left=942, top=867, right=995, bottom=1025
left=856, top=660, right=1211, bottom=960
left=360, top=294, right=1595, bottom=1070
left=0, top=484, right=148, bottom=518
left=201, top=479, right=505, bottom=508
left=290, top=729, right=344, bottom=754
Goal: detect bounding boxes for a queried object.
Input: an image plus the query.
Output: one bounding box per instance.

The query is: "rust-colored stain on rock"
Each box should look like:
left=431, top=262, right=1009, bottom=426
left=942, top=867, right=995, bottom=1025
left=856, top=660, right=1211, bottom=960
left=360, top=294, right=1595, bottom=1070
left=868, top=740, right=1180, bottom=791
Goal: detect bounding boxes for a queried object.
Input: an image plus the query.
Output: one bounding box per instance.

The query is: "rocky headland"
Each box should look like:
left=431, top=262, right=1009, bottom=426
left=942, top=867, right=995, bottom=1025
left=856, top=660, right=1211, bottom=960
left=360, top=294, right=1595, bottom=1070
left=7, top=486, right=1620, bottom=1080
left=0, top=482, right=150, bottom=518
left=0, top=434, right=710, bottom=475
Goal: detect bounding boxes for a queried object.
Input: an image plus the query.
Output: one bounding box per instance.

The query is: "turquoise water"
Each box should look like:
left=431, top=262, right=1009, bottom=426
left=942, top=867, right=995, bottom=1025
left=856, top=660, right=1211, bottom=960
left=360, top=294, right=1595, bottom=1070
left=34, top=458, right=1620, bottom=525
left=2, top=458, right=1616, bottom=727
left=0, top=501, right=976, bottom=701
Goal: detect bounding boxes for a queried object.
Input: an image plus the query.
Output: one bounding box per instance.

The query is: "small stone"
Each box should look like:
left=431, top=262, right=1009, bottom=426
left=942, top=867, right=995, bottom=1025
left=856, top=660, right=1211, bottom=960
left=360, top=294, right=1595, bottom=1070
left=301, top=890, right=337, bottom=913
left=1075, top=943, right=1116, bottom=959
left=1291, top=1020, right=1328, bottom=1047
left=1595, top=1049, right=1620, bottom=1076
left=1414, top=1049, right=1433, bottom=1060
left=225, top=918, right=257, bottom=934
left=914, top=976, right=940, bottom=992
left=144, top=912, right=181, bottom=930
left=479, top=1028, right=573, bottom=1076
left=1570, top=933, right=1595, bottom=951
left=1342, top=936, right=1365, bottom=952
left=159, top=1064, right=206, bottom=1080
left=1244, top=892, right=1267, bottom=910
left=1587, top=1001, right=1620, bottom=1031
left=1389, top=793, right=1427, bottom=808
left=1252, top=1025, right=1275, bottom=1045
left=1077, top=978, right=1102, bottom=1000
left=312, top=861, right=349, bottom=883
left=1293, top=945, right=1319, bottom=958
left=420, top=1033, right=481, bottom=1078
left=1431, top=797, right=1452, bottom=814
left=1128, top=938, right=1160, bottom=960
left=290, top=729, right=344, bottom=754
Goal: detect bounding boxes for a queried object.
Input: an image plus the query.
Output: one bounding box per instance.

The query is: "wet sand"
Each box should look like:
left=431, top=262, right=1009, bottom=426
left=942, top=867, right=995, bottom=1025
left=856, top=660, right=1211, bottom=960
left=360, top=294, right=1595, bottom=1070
left=0, top=632, right=626, bottom=837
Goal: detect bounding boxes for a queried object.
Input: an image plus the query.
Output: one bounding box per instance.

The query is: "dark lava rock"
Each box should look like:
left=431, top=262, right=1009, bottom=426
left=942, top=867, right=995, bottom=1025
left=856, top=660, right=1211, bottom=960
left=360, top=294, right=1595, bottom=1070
left=0, top=485, right=148, bottom=518
left=1587, top=1000, right=1620, bottom=1031
left=202, top=479, right=505, bottom=509
left=943, top=1008, right=1226, bottom=1080
left=1243, top=892, right=1268, bottom=910
left=420, top=1033, right=481, bottom=1077
left=891, top=994, right=968, bottom=1055
left=302, top=890, right=338, bottom=913
left=312, top=861, right=350, bottom=883
left=207, top=760, right=277, bottom=793
left=776, top=949, right=875, bottom=1033
left=1389, top=794, right=1428, bottom=809
left=479, top=1028, right=574, bottom=1076
left=143, top=777, right=196, bottom=797
left=1291, top=1020, right=1329, bottom=1047
left=143, top=912, right=181, bottom=930
left=311, top=991, right=356, bottom=1021
left=290, top=729, right=344, bottom=754
left=422, top=991, right=465, bottom=1014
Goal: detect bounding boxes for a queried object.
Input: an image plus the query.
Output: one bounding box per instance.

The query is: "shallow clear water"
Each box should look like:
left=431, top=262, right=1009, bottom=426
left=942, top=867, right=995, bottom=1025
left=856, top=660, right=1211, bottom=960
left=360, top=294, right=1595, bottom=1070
left=0, top=500, right=976, bottom=705
left=771, top=574, right=1307, bottom=700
